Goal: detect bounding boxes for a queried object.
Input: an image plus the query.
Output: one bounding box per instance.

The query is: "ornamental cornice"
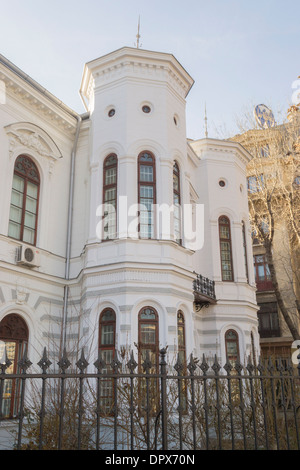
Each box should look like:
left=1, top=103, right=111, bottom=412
left=82, top=266, right=194, bottom=289
left=0, top=65, right=78, bottom=135
left=81, top=47, right=194, bottom=104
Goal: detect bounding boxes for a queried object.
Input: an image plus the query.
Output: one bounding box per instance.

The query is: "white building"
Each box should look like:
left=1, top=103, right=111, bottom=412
left=0, top=46, right=259, bottom=416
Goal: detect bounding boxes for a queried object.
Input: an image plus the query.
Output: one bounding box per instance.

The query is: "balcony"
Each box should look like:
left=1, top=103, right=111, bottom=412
left=193, top=274, right=217, bottom=311
left=256, top=280, right=274, bottom=292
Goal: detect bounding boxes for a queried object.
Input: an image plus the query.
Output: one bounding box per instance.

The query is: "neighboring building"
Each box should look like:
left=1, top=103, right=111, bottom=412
left=0, top=46, right=259, bottom=421
left=230, top=111, right=300, bottom=360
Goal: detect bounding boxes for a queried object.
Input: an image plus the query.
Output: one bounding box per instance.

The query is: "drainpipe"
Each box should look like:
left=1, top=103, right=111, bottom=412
left=61, top=114, right=82, bottom=352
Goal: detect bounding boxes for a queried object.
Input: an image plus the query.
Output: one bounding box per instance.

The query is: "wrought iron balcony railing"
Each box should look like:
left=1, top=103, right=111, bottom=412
left=193, top=274, right=216, bottom=311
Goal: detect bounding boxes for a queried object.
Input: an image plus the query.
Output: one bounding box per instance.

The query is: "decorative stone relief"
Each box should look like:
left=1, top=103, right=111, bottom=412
left=5, top=122, right=62, bottom=161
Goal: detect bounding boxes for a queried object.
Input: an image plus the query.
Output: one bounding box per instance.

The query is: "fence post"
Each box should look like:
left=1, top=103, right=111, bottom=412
left=160, top=347, right=168, bottom=450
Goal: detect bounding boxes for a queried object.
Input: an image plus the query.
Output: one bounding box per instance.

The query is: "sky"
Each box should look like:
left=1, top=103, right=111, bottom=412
left=0, top=0, right=299, bottom=139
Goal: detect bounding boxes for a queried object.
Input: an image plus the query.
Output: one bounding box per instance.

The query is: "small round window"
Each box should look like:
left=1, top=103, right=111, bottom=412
left=108, top=108, right=115, bottom=117
left=142, top=105, right=151, bottom=114
left=219, top=180, right=226, bottom=188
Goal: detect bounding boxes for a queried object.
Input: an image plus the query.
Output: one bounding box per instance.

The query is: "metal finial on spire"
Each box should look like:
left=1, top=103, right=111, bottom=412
left=135, top=15, right=142, bottom=49
left=204, top=103, right=208, bottom=138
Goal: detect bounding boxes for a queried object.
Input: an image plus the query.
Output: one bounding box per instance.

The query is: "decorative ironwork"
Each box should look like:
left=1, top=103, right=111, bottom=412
left=37, top=348, right=52, bottom=374
left=0, top=348, right=299, bottom=451
left=193, top=274, right=216, bottom=310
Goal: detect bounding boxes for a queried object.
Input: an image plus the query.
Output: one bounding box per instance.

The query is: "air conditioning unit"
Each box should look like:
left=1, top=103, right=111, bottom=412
left=16, top=245, right=40, bottom=268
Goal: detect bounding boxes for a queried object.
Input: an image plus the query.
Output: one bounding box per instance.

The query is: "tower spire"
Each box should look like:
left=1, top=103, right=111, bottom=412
left=135, top=15, right=142, bottom=49
left=204, top=103, right=208, bottom=138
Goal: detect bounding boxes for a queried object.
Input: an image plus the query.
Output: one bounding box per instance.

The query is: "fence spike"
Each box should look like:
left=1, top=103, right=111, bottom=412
left=212, top=354, right=221, bottom=375
left=246, top=355, right=255, bottom=375
left=234, top=357, right=243, bottom=374
left=257, top=356, right=265, bottom=374
left=18, top=350, right=32, bottom=373
left=0, top=345, right=12, bottom=374
left=126, top=350, right=138, bottom=373
left=37, top=347, right=52, bottom=374
left=110, top=350, right=121, bottom=372
left=187, top=353, right=197, bottom=375
left=76, top=348, right=89, bottom=373
left=174, top=353, right=184, bottom=374
left=94, top=351, right=106, bottom=372
left=267, top=356, right=275, bottom=374
left=142, top=349, right=153, bottom=373
left=199, top=353, right=209, bottom=375
left=57, top=348, right=71, bottom=372
left=224, top=357, right=233, bottom=375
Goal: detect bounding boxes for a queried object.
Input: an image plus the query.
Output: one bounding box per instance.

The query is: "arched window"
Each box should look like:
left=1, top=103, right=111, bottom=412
left=138, top=307, right=159, bottom=369
left=242, top=221, right=249, bottom=282
left=138, top=152, right=156, bottom=239
left=103, top=154, right=118, bottom=240
left=8, top=155, right=40, bottom=245
left=99, top=308, right=116, bottom=414
left=173, top=162, right=181, bottom=243
left=225, top=329, right=240, bottom=364
left=219, top=216, right=234, bottom=281
left=177, top=311, right=188, bottom=412
left=0, top=314, right=29, bottom=419
left=177, top=311, right=186, bottom=364
left=138, top=307, right=159, bottom=414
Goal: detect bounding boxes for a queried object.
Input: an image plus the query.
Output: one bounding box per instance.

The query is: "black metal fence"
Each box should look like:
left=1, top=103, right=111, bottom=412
left=0, top=347, right=300, bottom=451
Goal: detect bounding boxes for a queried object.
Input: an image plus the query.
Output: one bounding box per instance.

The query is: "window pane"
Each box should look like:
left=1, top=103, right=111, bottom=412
left=8, top=221, right=21, bottom=240
left=25, top=196, right=37, bottom=213
left=173, top=173, right=179, bottom=191
left=140, top=165, right=153, bottom=182
left=12, top=175, right=24, bottom=192
left=11, top=189, right=24, bottom=208
left=9, top=205, right=22, bottom=224
left=26, top=182, right=38, bottom=199
left=23, top=227, right=35, bottom=245
left=178, top=326, right=185, bottom=347
left=140, top=186, right=153, bottom=199
left=24, top=211, right=36, bottom=229
left=104, top=188, right=116, bottom=203
left=141, top=324, right=156, bottom=344
left=105, top=168, right=117, bottom=185
left=101, top=325, right=114, bottom=345
left=220, top=226, right=230, bottom=239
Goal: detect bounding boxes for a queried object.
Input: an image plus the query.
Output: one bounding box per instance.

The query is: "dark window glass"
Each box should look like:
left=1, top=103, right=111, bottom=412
left=0, top=314, right=29, bottom=419
left=219, top=216, right=233, bottom=281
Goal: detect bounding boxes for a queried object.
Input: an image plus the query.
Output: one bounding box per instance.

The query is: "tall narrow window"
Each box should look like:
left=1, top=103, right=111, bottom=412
left=253, top=254, right=273, bottom=291
left=103, top=154, right=118, bottom=240
left=173, top=162, right=181, bottom=243
left=177, top=311, right=186, bottom=365
left=0, top=314, right=29, bottom=419
left=138, top=152, right=156, bottom=239
left=177, top=311, right=187, bottom=412
left=99, top=308, right=116, bottom=415
left=8, top=155, right=40, bottom=245
left=225, top=329, right=240, bottom=364
left=242, top=221, right=249, bottom=282
left=138, top=307, right=159, bottom=413
left=219, top=216, right=234, bottom=281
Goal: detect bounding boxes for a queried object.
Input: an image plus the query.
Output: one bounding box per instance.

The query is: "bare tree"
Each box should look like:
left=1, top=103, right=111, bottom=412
left=231, top=111, right=300, bottom=340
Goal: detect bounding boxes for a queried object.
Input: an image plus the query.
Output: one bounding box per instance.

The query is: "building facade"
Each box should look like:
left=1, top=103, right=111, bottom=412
left=0, top=47, right=259, bottom=417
